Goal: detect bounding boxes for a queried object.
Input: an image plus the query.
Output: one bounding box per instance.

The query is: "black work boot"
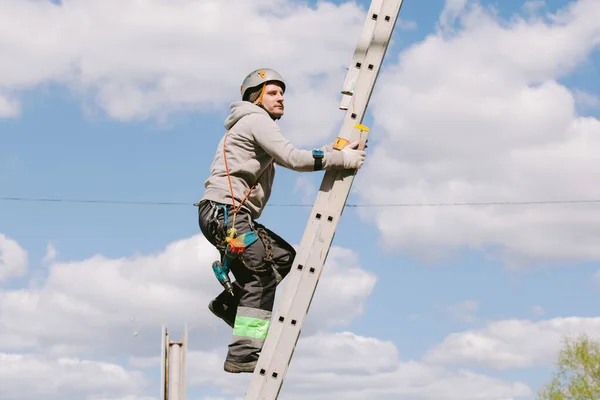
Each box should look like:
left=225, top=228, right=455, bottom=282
left=224, top=359, right=257, bottom=373
left=208, top=287, right=239, bottom=328
left=208, top=298, right=235, bottom=328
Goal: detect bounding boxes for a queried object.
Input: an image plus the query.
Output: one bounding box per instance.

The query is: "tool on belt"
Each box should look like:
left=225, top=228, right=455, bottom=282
left=212, top=260, right=234, bottom=296
left=211, top=204, right=259, bottom=295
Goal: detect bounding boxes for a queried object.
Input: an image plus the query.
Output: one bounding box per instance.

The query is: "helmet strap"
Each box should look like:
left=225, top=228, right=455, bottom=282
left=256, top=83, right=266, bottom=105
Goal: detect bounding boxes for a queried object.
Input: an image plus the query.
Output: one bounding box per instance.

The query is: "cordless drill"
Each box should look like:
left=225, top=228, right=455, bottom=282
left=212, top=260, right=234, bottom=296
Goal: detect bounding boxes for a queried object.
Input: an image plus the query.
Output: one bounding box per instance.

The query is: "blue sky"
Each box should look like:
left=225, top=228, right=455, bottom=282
left=1, top=0, right=600, bottom=399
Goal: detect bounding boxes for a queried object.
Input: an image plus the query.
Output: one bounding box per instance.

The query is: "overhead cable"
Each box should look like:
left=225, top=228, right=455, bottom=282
left=2, top=196, right=600, bottom=208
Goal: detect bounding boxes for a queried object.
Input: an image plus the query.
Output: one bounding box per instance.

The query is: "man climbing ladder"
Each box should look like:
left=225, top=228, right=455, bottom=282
left=196, top=69, right=366, bottom=373
left=243, top=0, right=407, bottom=399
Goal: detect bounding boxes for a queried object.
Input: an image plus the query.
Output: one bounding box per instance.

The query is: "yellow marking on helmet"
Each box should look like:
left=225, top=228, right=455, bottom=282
left=258, top=70, right=266, bottom=78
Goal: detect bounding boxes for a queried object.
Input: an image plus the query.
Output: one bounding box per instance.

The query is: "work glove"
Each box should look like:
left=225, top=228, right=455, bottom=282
left=341, top=140, right=366, bottom=169
left=323, top=143, right=334, bottom=152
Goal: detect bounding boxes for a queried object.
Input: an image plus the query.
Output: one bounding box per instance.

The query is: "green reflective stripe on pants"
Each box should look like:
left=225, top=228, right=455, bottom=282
left=233, top=316, right=270, bottom=340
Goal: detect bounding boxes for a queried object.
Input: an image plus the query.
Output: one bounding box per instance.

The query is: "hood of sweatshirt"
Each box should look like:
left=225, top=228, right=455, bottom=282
left=224, top=101, right=273, bottom=130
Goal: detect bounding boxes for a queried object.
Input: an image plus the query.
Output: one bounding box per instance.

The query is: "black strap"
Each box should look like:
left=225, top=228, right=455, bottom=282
left=312, top=150, right=324, bottom=171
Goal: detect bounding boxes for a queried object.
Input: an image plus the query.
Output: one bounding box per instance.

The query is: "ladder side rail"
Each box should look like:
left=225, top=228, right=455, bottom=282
left=340, top=0, right=385, bottom=110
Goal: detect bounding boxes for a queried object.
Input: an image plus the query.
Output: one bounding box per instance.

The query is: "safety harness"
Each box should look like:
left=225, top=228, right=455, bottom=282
left=216, top=129, right=272, bottom=272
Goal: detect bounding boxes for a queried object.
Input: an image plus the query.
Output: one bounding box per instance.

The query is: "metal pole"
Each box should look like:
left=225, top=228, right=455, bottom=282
left=169, top=343, right=181, bottom=400
left=161, top=326, right=169, bottom=400
left=182, top=323, right=188, bottom=400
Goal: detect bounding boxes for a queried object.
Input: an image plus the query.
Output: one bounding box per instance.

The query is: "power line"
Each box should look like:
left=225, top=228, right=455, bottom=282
left=0, top=196, right=190, bottom=206
left=2, top=196, right=600, bottom=208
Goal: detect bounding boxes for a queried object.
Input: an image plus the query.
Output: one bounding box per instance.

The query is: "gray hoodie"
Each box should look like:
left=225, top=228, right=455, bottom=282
left=201, top=101, right=346, bottom=219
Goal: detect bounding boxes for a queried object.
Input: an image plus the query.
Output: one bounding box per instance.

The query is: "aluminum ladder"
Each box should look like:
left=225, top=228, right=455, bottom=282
left=244, top=1, right=407, bottom=398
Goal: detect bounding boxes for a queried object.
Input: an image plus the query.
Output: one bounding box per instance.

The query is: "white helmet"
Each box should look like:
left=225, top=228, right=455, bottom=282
left=240, top=68, right=286, bottom=101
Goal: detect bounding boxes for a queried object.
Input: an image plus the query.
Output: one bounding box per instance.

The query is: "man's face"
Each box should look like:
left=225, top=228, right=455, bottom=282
left=258, top=82, right=285, bottom=118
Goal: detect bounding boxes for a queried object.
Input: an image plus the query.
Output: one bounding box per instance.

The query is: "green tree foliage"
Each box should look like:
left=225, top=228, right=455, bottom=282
left=538, top=333, right=600, bottom=400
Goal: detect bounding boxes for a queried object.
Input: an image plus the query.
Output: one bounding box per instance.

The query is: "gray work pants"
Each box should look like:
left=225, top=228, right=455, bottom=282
left=197, top=199, right=296, bottom=363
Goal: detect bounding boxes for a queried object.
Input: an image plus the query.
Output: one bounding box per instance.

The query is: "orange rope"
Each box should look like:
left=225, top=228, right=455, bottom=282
left=222, top=130, right=261, bottom=238
left=223, top=131, right=237, bottom=210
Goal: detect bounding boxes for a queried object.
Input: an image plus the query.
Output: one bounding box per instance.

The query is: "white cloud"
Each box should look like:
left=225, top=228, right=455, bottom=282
left=128, top=355, right=161, bottom=370
left=357, top=0, right=600, bottom=266
left=531, top=305, right=545, bottom=316
left=0, top=93, right=20, bottom=118
left=0, top=233, right=28, bottom=282
left=0, top=353, right=152, bottom=400
left=398, top=19, right=418, bottom=31
left=184, top=331, right=532, bottom=400
left=0, top=234, right=222, bottom=357
left=423, top=316, right=600, bottom=370
left=0, top=231, right=534, bottom=399
left=446, top=300, right=479, bottom=323
left=43, top=242, right=58, bottom=264
left=439, top=0, right=469, bottom=31
left=0, top=233, right=375, bottom=358
left=288, top=246, right=377, bottom=333
left=0, top=0, right=368, bottom=147
left=522, top=0, right=546, bottom=15
left=573, top=89, right=600, bottom=109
